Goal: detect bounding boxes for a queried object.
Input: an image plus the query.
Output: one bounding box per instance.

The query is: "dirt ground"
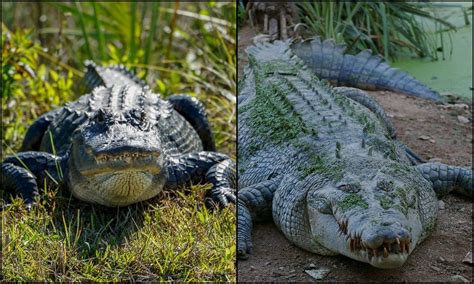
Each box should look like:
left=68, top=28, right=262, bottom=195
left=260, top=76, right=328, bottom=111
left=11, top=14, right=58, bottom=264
left=237, top=25, right=473, bottom=282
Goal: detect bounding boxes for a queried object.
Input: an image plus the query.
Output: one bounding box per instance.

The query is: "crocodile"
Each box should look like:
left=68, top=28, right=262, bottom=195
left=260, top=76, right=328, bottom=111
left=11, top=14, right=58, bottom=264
left=1, top=62, right=235, bottom=208
left=237, top=40, right=472, bottom=269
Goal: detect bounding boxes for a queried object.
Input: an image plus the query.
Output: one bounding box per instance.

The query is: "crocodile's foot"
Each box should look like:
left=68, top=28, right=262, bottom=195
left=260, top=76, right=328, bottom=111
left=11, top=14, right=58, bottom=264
left=237, top=237, right=253, bottom=260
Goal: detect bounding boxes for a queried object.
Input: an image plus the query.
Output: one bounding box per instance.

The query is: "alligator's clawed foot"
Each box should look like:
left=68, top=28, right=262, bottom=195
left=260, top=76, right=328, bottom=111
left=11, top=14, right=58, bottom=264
left=205, top=187, right=236, bottom=209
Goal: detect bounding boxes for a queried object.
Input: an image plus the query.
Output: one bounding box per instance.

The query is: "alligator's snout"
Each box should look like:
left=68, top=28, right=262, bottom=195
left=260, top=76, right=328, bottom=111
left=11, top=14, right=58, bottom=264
left=90, top=145, right=161, bottom=163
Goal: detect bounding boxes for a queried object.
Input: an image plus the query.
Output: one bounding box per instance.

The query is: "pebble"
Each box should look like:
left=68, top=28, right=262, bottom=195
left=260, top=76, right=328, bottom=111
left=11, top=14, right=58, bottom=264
left=430, top=265, right=441, bottom=272
left=438, top=200, right=446, bottom=210
left=457, top=115, right=469, bottom=124
left=451, top=275, right=470, bottom=282
left=462, top=251, right=473, bottom=265
left=304, top=263, right=317, bottom=270
left=438, top=256, right=446, bottom=263
left=305, top=267, right=330, bottom=280
left=250, top=266, right=256, bottom=271
left=419, top=135, right=431, bottom=141
left=265, top=261, right=272, bottom=266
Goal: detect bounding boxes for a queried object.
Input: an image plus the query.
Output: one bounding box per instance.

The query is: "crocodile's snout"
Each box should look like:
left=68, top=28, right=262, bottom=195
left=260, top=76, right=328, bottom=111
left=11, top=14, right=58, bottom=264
left=335, top=215, right=413, bottom=268
left=360, top=221, right=411, bottom=257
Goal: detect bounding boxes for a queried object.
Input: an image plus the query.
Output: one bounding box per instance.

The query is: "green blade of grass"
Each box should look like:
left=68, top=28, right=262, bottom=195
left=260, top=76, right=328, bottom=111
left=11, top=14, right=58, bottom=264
left=129, top=1, right=137, bottom=64
left=74, top=1, right=93, bottom=59
left=92, top=1, right=106, bottom=61
left=143, top=2, right=160, bottom=77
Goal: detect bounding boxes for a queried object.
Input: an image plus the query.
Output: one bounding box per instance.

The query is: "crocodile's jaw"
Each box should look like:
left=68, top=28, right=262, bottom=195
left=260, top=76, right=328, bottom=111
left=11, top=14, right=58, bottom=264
left=308, top=206, right=421, bottom=269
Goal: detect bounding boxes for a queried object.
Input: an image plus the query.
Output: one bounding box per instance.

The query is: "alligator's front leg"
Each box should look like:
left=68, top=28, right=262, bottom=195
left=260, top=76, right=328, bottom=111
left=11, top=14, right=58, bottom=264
left=1, top=152, right=66, bottom=206
left=416, top=162, right=472, bottom=198
left=165, top=152, right=235, bottom=208
left=237, top=177, right=282, bottom=259
left=167, top=95, right=216, bottom=152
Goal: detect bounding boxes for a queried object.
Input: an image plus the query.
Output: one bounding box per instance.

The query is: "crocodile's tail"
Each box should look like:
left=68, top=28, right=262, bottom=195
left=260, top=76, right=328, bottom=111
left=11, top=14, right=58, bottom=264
left=82, top=60, right=146, bottom=93
left=291, top=37, right=442, bottom=102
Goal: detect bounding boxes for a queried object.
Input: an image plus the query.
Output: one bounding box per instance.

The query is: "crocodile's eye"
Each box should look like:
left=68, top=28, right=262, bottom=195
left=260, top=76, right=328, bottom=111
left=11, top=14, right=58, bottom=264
left=377, top=180, right=394, bottom=192
left=337, top=183, right=361, bottom=193
left=311, top=198, right=332, bottom=214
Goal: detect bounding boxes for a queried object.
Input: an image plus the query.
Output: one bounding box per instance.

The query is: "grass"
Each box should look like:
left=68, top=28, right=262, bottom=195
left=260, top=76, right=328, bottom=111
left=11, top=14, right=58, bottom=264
left=2, top=186, right=235, bottom=281
left=1, top=2, right=236, bottom=281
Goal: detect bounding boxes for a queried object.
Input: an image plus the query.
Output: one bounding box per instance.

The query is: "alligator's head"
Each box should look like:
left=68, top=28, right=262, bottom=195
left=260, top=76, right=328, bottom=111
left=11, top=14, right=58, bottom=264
left=306, top=162, right=436, bottom=269
left=68, top=107, right=166, bottom=207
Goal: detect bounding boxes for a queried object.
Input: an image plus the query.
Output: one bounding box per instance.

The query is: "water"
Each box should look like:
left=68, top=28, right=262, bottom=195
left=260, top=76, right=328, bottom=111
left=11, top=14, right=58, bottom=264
left=391, top=3, right=472, bottom=100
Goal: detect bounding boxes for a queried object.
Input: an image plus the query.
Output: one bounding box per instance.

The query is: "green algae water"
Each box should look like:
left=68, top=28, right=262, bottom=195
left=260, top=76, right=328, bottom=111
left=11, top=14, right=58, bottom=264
left=391, top=4, right=472, bottom=100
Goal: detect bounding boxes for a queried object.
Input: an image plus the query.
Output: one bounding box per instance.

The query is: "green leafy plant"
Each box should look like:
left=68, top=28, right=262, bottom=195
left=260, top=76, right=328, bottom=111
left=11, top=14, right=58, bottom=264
left=297, top=2, right=460, bottom=61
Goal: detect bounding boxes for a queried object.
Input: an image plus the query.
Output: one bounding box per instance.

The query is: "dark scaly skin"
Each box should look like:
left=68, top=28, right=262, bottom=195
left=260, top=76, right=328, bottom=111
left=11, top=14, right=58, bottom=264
left=2, top=62, right=235, bottom=208
left=291, top=37, right=443, bottom=102
left=237, top=41, right=471, bottom=269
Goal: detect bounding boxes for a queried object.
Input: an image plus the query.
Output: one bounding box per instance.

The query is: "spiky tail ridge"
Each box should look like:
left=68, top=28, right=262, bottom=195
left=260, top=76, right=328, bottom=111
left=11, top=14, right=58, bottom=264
left=82, top=60, right=146, bottom=93
left=291, top=37, right=442, bottom=102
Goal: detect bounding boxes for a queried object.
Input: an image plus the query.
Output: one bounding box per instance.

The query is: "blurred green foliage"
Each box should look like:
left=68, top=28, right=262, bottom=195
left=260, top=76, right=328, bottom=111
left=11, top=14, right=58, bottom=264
left=2, top=2, right=236, bottom=157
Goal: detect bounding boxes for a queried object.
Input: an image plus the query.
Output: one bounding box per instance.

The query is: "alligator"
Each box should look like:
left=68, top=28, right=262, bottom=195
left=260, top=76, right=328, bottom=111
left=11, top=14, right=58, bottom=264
left=237, top=40, right=472, bottom=269
left=1, top=62, right=235, bottom=208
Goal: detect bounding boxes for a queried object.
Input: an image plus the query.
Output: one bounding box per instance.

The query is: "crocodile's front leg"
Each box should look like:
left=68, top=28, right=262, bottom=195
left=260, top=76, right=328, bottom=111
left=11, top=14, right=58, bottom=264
left=1, top=152, right=66, bottom=206
left=165, top=152, right=235, bottom=208
left=416, top=162, right=472, bottom=198
left=237, top=177, right=282, bottom=259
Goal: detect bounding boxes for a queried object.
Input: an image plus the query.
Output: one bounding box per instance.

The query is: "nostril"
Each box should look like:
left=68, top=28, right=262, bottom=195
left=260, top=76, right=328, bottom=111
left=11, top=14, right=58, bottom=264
left=382, top=221, right=393, bottom=226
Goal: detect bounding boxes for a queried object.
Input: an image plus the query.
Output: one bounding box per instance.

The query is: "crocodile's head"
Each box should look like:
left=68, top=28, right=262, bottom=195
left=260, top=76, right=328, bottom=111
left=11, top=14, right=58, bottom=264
left=68, top=107, right=166, bottom=207
left=306, top=162, right=436, bottom=269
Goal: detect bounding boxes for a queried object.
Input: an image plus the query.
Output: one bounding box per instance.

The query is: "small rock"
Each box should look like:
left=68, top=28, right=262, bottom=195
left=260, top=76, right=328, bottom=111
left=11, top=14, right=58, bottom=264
left=278, top=266, right=284, bottom=270
left=305, top=267, right=330, bottom=280
left=438, top=200, right=445, bottom=210
left=429, top=158, right=444, bottom=163
left=265, top=261, right=272, bottom=266
left=457, top=115, right=469, bottom=123
left=438, top=256, right=446, bottom=263
left=458, top=207, right=466, bottom=213
left=250, top=266, right=256, bottom=271
left=286, top=274, right=297, bottom=279
left=440, top=115, right=445, bottom=119
left=430, top=265, right=441, bottom=272
left=304, top=263, right=317, bottom=270
left=462, top=251, right=473, bottom=265
left=451, top=275, right=470, bottom=283
left=419, top=135, right=431, bottom=141
left=272, top=271, right=285, bottom=277
left=454, top=103, right=469, bottom=109
left=429, top=139, right=436, bottom=143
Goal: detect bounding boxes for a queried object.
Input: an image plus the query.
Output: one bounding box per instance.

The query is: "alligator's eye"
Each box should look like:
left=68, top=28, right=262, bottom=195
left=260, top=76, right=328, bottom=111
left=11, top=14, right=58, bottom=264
left=96, top=109, right=106, bottom=124
left=377, top=180, right=394, bottom=192
left=337, top=183, right=361, bottom=193
left=311, top=198, right=332, bottom=215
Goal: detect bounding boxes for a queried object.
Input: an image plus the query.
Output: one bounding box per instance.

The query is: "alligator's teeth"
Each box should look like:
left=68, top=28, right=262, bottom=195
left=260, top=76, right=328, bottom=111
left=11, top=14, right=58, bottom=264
left=383, top=247, right=388, bottom=258
left=396, top=237, right=400, bottom=245
left=373, top=248, right=377, bottom=257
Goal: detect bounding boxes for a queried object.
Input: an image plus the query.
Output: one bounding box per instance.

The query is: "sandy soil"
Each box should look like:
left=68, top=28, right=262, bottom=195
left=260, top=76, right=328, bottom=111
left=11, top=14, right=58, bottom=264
left=237, top=25, right=473, bottom=282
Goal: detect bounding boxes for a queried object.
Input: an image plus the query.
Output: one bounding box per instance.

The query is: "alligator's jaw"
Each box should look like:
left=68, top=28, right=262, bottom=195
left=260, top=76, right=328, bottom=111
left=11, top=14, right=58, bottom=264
left=67, top=152, right=166, bottom=207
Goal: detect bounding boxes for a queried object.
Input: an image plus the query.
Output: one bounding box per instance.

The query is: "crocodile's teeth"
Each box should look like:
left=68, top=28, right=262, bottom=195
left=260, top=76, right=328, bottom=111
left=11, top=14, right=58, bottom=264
left=383, top=247, right=388, bottom=258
